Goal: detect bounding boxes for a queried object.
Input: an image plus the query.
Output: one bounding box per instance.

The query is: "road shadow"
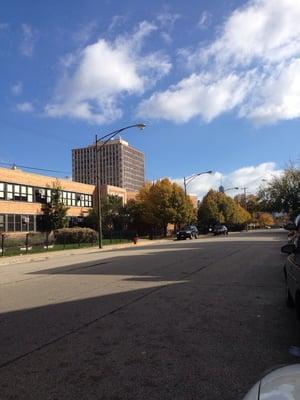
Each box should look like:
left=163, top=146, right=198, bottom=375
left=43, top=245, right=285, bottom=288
left=1, top=229, right=298, bottom=400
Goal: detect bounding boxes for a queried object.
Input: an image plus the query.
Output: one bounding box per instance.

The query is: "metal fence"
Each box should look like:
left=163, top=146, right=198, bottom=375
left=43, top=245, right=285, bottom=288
left=0, top=231, right=133, bottom=257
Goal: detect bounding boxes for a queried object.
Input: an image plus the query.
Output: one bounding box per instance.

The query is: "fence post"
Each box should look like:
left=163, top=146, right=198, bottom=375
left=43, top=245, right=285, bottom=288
left=1, top=234, right=4, bottom=256
left=25, top=233, right=29, bottom=254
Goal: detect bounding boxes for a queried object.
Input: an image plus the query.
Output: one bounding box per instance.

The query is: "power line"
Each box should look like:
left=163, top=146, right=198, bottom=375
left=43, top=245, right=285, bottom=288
left=0, top=161, right=70, bottom=175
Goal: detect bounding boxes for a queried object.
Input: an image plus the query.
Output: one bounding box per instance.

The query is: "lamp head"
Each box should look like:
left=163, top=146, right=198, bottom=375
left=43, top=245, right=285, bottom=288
left=136, top=123, right=146, bottom=130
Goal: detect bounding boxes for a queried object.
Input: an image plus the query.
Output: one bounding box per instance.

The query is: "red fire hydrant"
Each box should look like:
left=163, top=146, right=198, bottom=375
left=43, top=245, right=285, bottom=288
left=133, top=234, right=138, bottom=245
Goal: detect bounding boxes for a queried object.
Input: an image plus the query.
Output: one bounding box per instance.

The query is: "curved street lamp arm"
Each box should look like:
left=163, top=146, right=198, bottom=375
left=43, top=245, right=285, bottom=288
left=224, top=187, right=239, bottom=192
left=96, top=124, right=146, bottom=146
left=185, top=170, right=213, bottom=187
left=94, top=123, right=145, bottom=249
left=185, top=174, right=200, bottom=187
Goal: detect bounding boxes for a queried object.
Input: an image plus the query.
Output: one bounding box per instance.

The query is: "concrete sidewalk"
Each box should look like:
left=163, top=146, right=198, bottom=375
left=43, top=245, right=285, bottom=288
left=0, top=238, right=174, bottom=267
left=0, top=232, right=217, bottom=267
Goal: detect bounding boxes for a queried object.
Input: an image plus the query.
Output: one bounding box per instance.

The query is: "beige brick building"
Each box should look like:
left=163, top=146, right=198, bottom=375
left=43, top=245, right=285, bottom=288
left=0, top=166, right=95, bottom=233
left=0, top=166, right=135, bottom=232
left=0, top=166, right=197, bottom=233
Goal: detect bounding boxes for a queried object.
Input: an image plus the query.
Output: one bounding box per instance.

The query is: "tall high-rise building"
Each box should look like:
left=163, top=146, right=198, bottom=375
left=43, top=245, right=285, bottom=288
left=72, top=139, right=145, bottom=192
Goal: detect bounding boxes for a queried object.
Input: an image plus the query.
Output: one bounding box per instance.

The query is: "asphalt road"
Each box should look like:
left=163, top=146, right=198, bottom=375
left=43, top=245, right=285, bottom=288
left=0, top=229, right=299, bottom=400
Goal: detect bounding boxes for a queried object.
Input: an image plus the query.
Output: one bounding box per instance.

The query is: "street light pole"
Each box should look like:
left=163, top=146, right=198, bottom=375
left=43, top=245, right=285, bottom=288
left=95, top=134, right=103, bottom=249
left=184, top=176, right=187, bottom=196
left=94, top=123, right=146, bottom=249
left=241, top=187, right=247, bottom=209
left=183, top=170, right=213, bottom=195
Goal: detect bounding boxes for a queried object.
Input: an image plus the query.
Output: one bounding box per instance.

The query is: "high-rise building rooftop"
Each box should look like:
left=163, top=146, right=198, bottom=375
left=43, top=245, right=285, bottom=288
left=72, top=138, right=145, bottom=192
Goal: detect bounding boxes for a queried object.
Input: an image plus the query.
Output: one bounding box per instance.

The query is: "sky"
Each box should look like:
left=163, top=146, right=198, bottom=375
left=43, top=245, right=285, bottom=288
left=0, top=0, right=299, bottom=198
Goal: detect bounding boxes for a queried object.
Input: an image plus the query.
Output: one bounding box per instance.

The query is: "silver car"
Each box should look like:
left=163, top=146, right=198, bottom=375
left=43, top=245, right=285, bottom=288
left=282, top=239, right=300, bottom=319
left=281, top=215, right=300, bottom=318
left=243, top=364, right=300, bottom=399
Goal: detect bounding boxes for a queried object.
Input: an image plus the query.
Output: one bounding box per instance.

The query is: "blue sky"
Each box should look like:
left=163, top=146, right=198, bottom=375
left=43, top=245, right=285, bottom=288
left=0, top=0, right=299, bottom=198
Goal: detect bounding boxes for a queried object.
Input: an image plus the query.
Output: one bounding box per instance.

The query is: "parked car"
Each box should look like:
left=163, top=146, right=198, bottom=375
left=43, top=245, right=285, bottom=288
left=213, top=224, right=228, bottom=236
left=176, top=225, right=199, bottom=240
left=283, top=239, right=300, bottom=319
left=243, top=364, right=300, bottom=399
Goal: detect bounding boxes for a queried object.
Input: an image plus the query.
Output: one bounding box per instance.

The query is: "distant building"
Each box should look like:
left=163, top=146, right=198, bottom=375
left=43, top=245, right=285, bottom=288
left=72, top=139, right=145, bottom=192
left=0, top=166, right=133, bottom=233
left=0, top=166, right=94, bottom=233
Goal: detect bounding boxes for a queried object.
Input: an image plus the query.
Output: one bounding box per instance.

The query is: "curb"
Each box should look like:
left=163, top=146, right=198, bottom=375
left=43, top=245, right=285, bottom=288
left=0, top=238, right=173, bottom=267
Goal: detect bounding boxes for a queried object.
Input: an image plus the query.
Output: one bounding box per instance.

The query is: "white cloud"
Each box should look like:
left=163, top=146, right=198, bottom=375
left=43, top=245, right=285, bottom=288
left=198, top=0, right=300, bottom=68
left=198, top=11, right=211, bottom=29
left=139, top=0, right=300, bottom=125
left=16, top=102, right=34, bottom=112
left=45, top=21, right=171, bottom=124
left=72, top=21, right=97, bottom=46
left=156, top=11, right=180, bottom=29
left=20, top=24, right=36, bottom=56
left=172, top=162, right=282, bottom=199
left=240, top=58, right=300, bottom=124
left=156, top=11, right=180, bottom=44
left=138, top=72, right=251, bottom=123
left=108, top=15, right=128, bottom=32
left=11, top=82, right=23, bottom=96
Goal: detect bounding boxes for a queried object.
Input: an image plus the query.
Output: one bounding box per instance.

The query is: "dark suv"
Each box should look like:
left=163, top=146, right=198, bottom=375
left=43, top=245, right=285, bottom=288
left=213, top=224, right=228, bottom=236
left=176, top=225, right=199, bottom=240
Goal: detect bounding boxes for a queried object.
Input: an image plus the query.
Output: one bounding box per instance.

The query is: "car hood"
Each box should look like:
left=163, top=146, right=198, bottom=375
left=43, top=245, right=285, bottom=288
left=243, top=364, right=300, bottom=399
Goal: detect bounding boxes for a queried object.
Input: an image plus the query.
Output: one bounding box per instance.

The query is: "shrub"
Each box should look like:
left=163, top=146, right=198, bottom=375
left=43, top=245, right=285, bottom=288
left=54, top=227, right=98, bottom=244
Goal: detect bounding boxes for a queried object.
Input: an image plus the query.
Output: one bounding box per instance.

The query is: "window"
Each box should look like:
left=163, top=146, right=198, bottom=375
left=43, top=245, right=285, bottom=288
left=0, top=183, right=4, bottom=199
left=14, top=185, right=21, bottom=201
left=7, top=184, right=13, bottom=200
left=8, top=214, right=14, bottom=231
left=62, top=191, right=68, bottom=205
left=21, top=186, right=27, bottom=201
left=0, top=215, right=4, bottom=232
left=15, top=214, right=21, bottom=231
left=35, top=188, right=46, bottom=203
left=28, top=187, right=33, bottom=202
left=5, top=214, right=35, bottom=232
left=47, top=189, right=52, bottom=203
left=67, top=192, right=72, bottom=206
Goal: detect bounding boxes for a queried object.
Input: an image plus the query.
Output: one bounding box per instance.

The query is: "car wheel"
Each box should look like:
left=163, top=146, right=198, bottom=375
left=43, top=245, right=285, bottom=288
left=286, top=279, right=294, bottom=308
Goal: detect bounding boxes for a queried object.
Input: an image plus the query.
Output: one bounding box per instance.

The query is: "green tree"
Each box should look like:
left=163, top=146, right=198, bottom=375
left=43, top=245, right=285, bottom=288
left=257, top=165, right=300, bottom=219
left=137, top=178, right=196, bottom=236
left=42, top=182, right=69, bottom=232
left=198, top=189, right=251, bottom=231
left=119, top=199, right=149, bottom=234
left=257, top=212, right=274, bottom=228
left=86, top=195, right=123, bottom=231
left=102, top=195, right=123, bottom=231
